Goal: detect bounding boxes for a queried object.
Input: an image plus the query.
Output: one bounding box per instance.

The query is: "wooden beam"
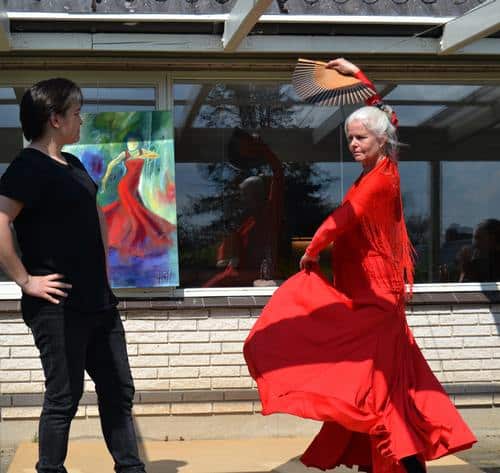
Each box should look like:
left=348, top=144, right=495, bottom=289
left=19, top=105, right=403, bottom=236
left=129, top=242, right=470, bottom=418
left=222, top=0, right=273, bottom=52
left=0, top=0, right=10, bottom=51
left=440, top=1, right=500, bottom=54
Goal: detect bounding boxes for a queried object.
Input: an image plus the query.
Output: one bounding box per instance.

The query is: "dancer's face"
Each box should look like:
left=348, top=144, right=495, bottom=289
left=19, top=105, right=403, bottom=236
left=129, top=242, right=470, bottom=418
left=347, top=120, right=386, bottom=170
left=126, top=138, right=140, bottom=152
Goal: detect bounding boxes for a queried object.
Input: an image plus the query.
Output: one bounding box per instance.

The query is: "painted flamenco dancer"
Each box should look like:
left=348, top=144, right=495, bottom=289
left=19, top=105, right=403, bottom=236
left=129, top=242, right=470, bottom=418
left=100, top=132, right=175, bottom=258
left=243, top=58, right=476, bottom=473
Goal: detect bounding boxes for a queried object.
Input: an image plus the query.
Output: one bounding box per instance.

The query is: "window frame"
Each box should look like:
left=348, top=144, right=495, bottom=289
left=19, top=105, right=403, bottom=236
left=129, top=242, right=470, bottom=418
left=0, top=67, right=499, bottom=299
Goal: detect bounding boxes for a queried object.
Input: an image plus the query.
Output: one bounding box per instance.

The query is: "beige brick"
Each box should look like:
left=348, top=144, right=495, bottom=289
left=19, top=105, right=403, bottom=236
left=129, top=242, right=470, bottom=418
left=126, top=332, right=168, bottom=343
left=211, top=377, right=253, bottom=389
left=453, top=394, right=493, bottom=407
left=139, top=344, right=180, bottom=355
left=133, top=379, right=171, bottom=391
left=0, top=370, right=31, bottom=382
left=212, top=401, right=254, bottom=413
left=210, top=354, right=246, bottom=365
left=156, top=320, right=197, bottom=331
left=427, top=360, right=442, bottom=372
left=84, top=381, right=96, bottom=392
left=222, top=342, right=244, bottom=353
left=0, top=335, right=34, bottom=346
left=463, top=337, right=500, bottom=348
left=1, top=406, right=41, bottom=419
left=0, top=315, right=23, bottom=323
left=169, top=355, right=210, bottom=366
left=406, top=315, right=440, bottom=327
left=86, top=405, right=100, bottom=417
left=439, top=314, right=478, bottom=325
left=0, top=382, right=44, bottom=394
left=128, top=355, right=170, bottom=367
left=199, top=366, right=240, bottom=377
left=30, top=370, right=45, bottom=382
left=423, top=337, right=463, bottom=349
left=197, top=318, right=239, bottom=331
left=0, top=358, right=42, bottom=370
left=131, top=368, right=158, bottom=379
left=420, top=349, right=454, bottom=360
left=170, top=378, right=211, bottom=390
left=411, top=327, right=452, bottom=337
left=494, top=393, right=500, bottom=406
left=127, top=344, right=138, bottom=356
left=253, top=401, right=262, bottom=413
left=0, top=347, right=9, bottom=357
left=454, top=348, right=494, bottom=359
left=210, top=331, right=248, bottom=342
left=158, top=367, right=199, bottom=379
left=479, top=313, right=500, bottom=324
left=238, top=319, right=257, bottom=330
left=440, top=371, right=493, bottom=383
left=482, top=359, right=500, bottom=370
left=171, top=402, right=212, bottom=415
left=0, top=323, right=29, bottom=334
left=442, top=360, right=482, bottom=371
left=122, top=320, right=156, bottom=331
left=180, top=343, right=221, bottom=354
left=10, top=346, right=39, bottom=358
left=453, top=326, right=490, bottom=336
left=133, top=404, right=171, bottom=416
left=169, top=332, right=210, bottom=343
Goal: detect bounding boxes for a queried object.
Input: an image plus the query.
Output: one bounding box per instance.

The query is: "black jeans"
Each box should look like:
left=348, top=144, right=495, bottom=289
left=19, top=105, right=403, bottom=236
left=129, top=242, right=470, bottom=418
left=26, top=304, right=146, bottom=473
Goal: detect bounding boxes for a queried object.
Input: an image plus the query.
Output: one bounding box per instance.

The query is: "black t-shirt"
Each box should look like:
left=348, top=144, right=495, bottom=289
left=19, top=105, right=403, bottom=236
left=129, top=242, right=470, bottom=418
left=0, top=148, right=118, bottom=317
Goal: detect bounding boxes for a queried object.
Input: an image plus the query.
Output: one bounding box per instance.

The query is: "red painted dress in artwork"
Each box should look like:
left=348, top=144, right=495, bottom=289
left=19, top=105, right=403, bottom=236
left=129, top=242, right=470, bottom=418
left=243, top=73, right=476, bottom=473
left=102, top=154, right=175, bottom=257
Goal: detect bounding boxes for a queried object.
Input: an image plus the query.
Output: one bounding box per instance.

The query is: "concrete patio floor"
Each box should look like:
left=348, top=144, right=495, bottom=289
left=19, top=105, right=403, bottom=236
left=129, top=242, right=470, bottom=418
left=7, top=437, right=484, bottom=473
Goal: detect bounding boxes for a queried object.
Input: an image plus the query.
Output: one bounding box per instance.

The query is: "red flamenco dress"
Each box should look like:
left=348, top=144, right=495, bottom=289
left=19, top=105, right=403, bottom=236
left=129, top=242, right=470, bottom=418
left=102, top=154, right=175, bottom=257
left=243, top=74, right=476, bottom=473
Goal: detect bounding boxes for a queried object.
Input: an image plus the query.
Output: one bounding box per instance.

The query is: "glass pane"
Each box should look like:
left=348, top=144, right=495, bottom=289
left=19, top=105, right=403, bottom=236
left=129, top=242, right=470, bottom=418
left=174, top=78, right=500, bottom=287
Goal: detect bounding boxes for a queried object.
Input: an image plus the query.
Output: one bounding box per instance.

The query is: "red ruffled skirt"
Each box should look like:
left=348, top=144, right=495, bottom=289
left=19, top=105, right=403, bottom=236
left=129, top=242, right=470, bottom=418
left=244, top=269, right=476, bottom=472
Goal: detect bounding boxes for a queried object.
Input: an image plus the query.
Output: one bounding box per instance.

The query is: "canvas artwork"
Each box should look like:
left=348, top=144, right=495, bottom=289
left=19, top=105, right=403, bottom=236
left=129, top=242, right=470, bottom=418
left=65, top=111, right=179, bottom=288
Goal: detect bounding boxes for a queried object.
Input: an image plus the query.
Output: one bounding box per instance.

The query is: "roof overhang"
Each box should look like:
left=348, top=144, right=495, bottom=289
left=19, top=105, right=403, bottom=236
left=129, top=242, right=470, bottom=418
left=2, top=4, right=500, bottom=56
left=440, top=0, right=500, bottom=54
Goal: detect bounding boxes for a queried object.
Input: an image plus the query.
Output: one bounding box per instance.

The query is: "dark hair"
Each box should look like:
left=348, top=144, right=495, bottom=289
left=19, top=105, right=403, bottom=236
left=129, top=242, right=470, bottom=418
left=124, top=131, right=143, bottom=144
left=20, top=78, right=83, bottom=141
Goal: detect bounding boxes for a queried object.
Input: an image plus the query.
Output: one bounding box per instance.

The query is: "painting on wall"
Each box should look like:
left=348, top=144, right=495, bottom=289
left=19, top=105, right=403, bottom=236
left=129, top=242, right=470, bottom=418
left=66, top=111, right=179, bottom=288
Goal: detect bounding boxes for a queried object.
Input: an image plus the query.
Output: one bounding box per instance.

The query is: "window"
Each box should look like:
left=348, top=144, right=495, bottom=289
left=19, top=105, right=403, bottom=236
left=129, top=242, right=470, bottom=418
left=173, top=79, right=500, bottom=288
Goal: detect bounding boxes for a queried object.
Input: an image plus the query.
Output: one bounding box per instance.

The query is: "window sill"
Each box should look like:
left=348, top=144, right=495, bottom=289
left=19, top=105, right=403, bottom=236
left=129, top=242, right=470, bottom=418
left=1, top=282, right=500, bottom=312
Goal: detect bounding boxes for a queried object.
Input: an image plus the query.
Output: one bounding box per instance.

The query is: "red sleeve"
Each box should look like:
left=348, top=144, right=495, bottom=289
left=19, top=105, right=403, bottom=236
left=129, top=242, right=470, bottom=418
left=354, top=70, right=399, bottom=128
left=305, top=171, right=393, bottom=258
left=305, top=202, right=358, bottom=258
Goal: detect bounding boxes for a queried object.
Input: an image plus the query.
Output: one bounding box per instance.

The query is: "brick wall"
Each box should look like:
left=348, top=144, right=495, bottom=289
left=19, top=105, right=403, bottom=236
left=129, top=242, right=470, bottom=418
left=0, top=299, right=499, bottom=422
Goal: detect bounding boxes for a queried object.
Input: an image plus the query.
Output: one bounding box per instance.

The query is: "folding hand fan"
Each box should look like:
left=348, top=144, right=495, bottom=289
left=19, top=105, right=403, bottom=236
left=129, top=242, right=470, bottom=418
left=292, top=58, right=376, bottom=106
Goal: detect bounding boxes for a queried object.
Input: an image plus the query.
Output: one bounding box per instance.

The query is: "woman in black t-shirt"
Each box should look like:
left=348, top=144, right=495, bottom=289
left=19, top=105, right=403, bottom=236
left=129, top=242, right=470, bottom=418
left=0, top=78, right=147, bottom=473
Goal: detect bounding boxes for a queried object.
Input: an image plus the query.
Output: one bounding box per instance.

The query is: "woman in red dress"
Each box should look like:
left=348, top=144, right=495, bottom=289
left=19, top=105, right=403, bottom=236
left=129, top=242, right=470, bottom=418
left=243, top=59, right=476, bottom=473
left=100, top=132, right=175, bottom=258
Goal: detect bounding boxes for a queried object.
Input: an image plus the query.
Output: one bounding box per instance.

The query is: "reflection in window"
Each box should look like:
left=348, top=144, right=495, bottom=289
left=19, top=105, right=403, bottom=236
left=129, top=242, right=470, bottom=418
left=174, top=79, right=500, bottom=287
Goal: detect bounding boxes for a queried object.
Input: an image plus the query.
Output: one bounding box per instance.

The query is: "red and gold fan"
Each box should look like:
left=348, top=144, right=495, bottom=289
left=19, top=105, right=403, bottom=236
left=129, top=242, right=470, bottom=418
left=292, top=58, right=376, bottom=106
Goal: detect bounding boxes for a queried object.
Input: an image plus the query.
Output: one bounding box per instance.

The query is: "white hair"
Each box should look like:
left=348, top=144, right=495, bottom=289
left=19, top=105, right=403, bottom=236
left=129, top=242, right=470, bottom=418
left=344, top=106, right=399, bottom=160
